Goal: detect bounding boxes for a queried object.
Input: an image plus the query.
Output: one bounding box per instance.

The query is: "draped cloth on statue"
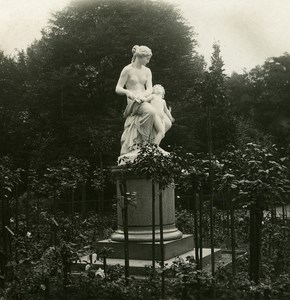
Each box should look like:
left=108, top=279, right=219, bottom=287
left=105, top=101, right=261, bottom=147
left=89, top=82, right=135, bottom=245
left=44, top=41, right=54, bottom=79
left=120, top=99, right=156, bottom=155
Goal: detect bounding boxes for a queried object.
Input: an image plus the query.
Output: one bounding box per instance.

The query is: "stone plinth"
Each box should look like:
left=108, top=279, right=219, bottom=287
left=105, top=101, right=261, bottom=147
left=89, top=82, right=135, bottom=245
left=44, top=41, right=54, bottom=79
left=110, top=166, right=182, bottom=242
left=74, top=248, right=222, bottom=276
left=95, top=165, right=191, bottom=263
left=97, top=234, right=193, bottom=260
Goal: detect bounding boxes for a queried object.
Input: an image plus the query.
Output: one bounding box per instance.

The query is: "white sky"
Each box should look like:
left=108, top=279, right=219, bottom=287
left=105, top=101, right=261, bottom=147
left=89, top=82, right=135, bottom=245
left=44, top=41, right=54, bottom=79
left=0, top=0, right=290, bottom=74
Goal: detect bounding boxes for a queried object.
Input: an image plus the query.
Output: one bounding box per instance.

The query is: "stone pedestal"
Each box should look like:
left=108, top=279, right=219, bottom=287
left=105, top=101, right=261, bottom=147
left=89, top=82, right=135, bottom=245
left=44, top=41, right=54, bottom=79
left=110, top=166, right=182, bottom=242
left=96, top=165, right=192, bottom=262
left=96, top=235, right=193, bottom=260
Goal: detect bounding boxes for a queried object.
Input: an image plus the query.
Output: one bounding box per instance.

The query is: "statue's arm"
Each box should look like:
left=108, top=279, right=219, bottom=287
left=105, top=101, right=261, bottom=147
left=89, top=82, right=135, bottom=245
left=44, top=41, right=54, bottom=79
left=115, top=67, right=134, bottom=99
left=164, top=101, right=175, bottom=122
left=143, top=94, right=154, bottom=103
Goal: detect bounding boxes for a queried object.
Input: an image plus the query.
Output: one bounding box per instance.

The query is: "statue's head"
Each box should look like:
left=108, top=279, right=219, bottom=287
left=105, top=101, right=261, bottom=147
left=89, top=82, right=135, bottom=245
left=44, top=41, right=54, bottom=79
left=153, top=84, right=165, bottom=98
left=131, top=45, right=152, bottom=62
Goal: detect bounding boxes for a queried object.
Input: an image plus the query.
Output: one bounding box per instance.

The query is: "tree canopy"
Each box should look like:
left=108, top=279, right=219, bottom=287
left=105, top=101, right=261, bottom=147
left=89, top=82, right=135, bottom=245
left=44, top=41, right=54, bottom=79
left=0, top=0, right=207, bottom=169
left=1, top=0, right=290, bottom=171
left=227, top=53, right=290, bottom=147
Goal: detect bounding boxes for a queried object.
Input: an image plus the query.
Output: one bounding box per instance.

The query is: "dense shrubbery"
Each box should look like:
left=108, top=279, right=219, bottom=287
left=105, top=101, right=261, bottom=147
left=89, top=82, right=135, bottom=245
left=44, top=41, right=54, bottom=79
left=1, top=233, right=290, bottom=299
left=1, top=144, right=290, bottom=299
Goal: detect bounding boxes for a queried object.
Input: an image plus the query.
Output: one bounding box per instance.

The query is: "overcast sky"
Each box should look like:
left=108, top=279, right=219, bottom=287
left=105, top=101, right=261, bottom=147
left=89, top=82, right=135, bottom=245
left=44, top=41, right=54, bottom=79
left=0, top=0, right=289, bottom=74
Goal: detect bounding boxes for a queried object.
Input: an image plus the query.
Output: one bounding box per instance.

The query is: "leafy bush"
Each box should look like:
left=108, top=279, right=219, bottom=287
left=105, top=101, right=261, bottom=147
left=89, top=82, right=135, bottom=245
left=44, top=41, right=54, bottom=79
left=175, top=207, right=195, bottom=234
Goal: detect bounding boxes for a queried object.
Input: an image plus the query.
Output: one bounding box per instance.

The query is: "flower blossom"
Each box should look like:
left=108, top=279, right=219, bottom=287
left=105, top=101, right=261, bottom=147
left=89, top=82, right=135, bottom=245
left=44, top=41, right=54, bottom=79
left=95, top=268, right=105, bottom=278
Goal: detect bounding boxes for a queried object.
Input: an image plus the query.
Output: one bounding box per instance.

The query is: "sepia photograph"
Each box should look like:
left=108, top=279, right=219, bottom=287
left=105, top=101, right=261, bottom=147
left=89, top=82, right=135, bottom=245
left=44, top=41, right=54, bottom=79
left=1, top=0, right=290, bottom=299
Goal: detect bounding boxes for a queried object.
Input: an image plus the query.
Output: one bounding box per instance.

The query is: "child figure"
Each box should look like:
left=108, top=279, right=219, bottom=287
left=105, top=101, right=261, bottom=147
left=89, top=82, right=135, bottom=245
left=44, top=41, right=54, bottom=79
left=144, top=84, right=174, bottom=145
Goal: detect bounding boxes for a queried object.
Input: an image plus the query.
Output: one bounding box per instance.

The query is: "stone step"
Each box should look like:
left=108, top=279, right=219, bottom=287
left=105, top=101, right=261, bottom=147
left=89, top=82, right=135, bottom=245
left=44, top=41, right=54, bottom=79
left=95, top=234, right=194, bottom=260
left=73, top=248, right=222, bottom=276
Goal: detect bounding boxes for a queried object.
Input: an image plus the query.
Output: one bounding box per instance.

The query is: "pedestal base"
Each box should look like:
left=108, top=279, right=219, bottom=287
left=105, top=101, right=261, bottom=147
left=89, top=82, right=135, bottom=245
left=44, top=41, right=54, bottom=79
left=96, top=234, right=193, bottom=261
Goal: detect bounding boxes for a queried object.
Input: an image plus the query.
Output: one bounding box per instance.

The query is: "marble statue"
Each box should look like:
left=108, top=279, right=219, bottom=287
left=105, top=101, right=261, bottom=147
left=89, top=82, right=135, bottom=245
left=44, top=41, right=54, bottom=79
left=115, top=45, right=174, bottom=162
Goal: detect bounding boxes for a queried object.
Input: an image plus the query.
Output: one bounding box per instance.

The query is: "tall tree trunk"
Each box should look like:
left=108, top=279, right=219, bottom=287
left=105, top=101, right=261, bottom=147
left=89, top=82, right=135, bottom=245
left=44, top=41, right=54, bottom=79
left=151, top=180, right=156, bottom=272
left=193, top=179, right=200, bottom=269
left=60, top=84, right=64, bottom=120
left=159, top=185, right=165, bottom=299
left=15, top=185, right=19, bottom=263
left=207, top=105, right=215, bottom=275
left=122, top=179, right=129, bottom=285
left=99, top=151, right=104, bottom=215
left=81, top=179, right=86, bottom=217
left=1, top=189, right=8, bottom=280
left=249, top=200, right=263, bottom=284
left=199, top=188, right=203, bottom=269
left=230, top=197, right=236, bottom=275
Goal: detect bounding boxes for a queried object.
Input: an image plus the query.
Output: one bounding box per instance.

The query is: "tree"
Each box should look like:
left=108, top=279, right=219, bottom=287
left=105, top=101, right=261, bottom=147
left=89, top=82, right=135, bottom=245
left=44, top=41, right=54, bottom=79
left=0, top=51, right=37, bottom=166
left=190, top=42, right=236, bottom=152
left=15, top=0, right=204, bottom=165
left=227, top=53, right=290, bottom=147
left=216, top=143, right=290, bottom=284
left=190, top=42, right=233, bottom=274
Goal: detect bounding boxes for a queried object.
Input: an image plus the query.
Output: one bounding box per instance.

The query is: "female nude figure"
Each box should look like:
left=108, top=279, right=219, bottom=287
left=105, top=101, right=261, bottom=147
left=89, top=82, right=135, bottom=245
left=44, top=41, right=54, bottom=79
left=116, top=45, right=163, bottom=155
